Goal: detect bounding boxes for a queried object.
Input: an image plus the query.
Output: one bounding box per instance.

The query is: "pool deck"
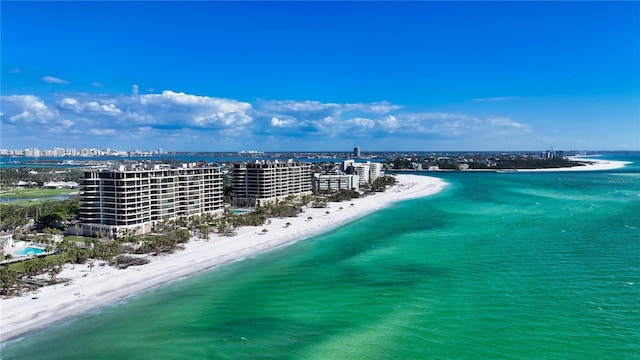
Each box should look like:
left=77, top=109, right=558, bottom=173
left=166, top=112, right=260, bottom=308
left=3, top=241, right=49, bottom=262
left=13, top=246, right=47, bottom=257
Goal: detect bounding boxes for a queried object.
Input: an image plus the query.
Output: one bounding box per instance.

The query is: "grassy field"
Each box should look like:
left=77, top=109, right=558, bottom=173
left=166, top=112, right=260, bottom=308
left=0, top=188, right=77, bottom=201
left=4, top=254, right=67, bottom=272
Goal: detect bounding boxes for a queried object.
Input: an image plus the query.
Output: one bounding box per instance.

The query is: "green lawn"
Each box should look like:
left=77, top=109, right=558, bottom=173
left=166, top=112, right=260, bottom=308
left=0, top=188, right=76, bottom=201
left=5, top=254, right=65, bottom=273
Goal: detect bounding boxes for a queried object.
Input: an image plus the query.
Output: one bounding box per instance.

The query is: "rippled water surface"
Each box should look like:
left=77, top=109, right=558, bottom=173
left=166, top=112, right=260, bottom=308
left=3, top=155, right=639, bottom=359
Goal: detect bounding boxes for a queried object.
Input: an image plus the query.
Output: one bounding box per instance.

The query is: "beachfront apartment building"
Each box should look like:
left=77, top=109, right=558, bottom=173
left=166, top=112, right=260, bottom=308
left=313, top=174, right=360, bottom=192
left=232, top=160, right=313, bottom=207
left=79, top=163, right=223, bottom=237
left=342, top=160, right=384, bottom=184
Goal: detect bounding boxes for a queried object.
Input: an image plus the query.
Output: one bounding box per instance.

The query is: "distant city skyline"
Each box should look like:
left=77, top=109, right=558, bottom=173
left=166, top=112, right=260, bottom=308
left=1, top=2, right=638, bottom=151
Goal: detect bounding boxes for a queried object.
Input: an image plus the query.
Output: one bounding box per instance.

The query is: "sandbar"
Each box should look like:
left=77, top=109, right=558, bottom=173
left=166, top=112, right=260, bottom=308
left=514, top=156, right=630, bottom=172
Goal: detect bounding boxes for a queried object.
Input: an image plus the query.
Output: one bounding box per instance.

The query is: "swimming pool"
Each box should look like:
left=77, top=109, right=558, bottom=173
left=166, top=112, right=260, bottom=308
left=13, top=247, right=46, bottom=256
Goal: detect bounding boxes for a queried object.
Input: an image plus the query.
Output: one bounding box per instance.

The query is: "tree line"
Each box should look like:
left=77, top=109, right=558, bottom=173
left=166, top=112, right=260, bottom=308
left=0, top=167, right=84, bottom=188
left=0, top=197, right=80, bottom=232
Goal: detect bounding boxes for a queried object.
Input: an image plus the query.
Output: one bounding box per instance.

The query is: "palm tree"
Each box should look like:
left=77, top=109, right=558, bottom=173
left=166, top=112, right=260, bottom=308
left=42, top=228, right=54, bottom=245
left=23, top=260, right=37, bottom=277
left=201, top=212, right=215, bottom=226
left=0, top=266, right=18, bottom=296
left=173, top=228, right=190, bottom=243
left=198, top=224, right=210, bottom=241
left=66, top=248, right=77, bottom=269
left=216, top=218, right=227, bottom=234
left=49, top=257, right=64, bottom=282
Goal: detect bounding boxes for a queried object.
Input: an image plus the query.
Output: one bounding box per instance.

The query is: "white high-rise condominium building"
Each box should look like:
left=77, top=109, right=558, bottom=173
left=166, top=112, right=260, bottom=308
left=79, top=163, right=223, bottom=237
left=232, top=160, right=312, bottom=207
left=342, top=160, right=384, bottom=185
left=368, top=161, right=382, bottom=181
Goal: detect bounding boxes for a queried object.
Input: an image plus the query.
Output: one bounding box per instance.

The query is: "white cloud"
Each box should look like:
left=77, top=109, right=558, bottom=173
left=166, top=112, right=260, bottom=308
left=489, top=116, right=522, bottom=127
left=137, top=91, right=253, bottom=128
left=392, top=112, right=481, bottom=136
left=1, top=90, right=536, bottom=150
left=59, top=98, right=122, bottom=116
left=346, top=117, right=375, bottom=129
left=366, top=101, right=403, bottom=114
left=487, top=116, right=532, bottom=134
left=48, top=119, right=75, bottom=133
left=257, top=99, right=400, bottom=117
left=91, top=82, right=102, bottom=87
left=270, top=117, right=297, bottom=127
left=380, top=115, right=399, bottom=129
left=60, top=98, right=80, bottom=107
left=255, top=99, right=404, bottom=138
left=259, top=100, right=329, bottom=113
left=89, top=128, right=118, bottom=136
left=1, top=95, right=58, bottom=124
left=256, top=99, right=533, bottom=141
left=42, top=76, right=69, bottom=84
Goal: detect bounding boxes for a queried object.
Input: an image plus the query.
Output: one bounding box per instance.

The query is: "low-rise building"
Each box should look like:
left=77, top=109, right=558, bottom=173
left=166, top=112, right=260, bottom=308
left=313, top=174, right=359, bottom=192
left=0, top=232, right=14, bottom=252
left=43, top=181, right=79, bottom=189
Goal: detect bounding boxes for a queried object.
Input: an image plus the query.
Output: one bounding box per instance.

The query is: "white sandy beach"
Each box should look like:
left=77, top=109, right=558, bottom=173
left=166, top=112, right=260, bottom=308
left=0, top=174, right=447, bottom=343
left=515, top=156, right=630, bottom=172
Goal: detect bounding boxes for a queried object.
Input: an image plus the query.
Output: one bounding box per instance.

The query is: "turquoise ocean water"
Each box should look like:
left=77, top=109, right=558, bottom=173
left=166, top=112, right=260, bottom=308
left=2, top=154, right=639, bottom=359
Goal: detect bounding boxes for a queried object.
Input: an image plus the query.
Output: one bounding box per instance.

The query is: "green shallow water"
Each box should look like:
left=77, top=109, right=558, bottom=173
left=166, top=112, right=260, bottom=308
left=3, top=155, right=639, bottom=359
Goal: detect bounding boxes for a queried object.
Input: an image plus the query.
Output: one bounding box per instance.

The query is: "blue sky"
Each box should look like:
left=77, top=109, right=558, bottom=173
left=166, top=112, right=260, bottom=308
left=1, top=1, right=638, bottom=152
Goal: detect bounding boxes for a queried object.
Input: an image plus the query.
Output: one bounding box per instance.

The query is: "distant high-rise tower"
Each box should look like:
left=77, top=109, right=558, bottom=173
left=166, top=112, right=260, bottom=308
left=354, top=146, right=361, bottom=158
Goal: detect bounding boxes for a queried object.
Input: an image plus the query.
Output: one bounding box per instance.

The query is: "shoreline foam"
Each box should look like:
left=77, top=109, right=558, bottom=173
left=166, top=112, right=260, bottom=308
left=0, top=174, right=447, bottom=344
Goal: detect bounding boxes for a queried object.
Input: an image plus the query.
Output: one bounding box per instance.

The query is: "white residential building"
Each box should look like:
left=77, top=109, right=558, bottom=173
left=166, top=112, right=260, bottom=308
left=342, top=160, right=384, bottom=185
left=0, top=232, right=14, bottom=252
left=368, top=162, right=383, bottom=181
left=232, top=160, right=312, bottom=207
left=313, top=174, right=359, bottom=192
left=79, top=163, right=223, bottom=237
